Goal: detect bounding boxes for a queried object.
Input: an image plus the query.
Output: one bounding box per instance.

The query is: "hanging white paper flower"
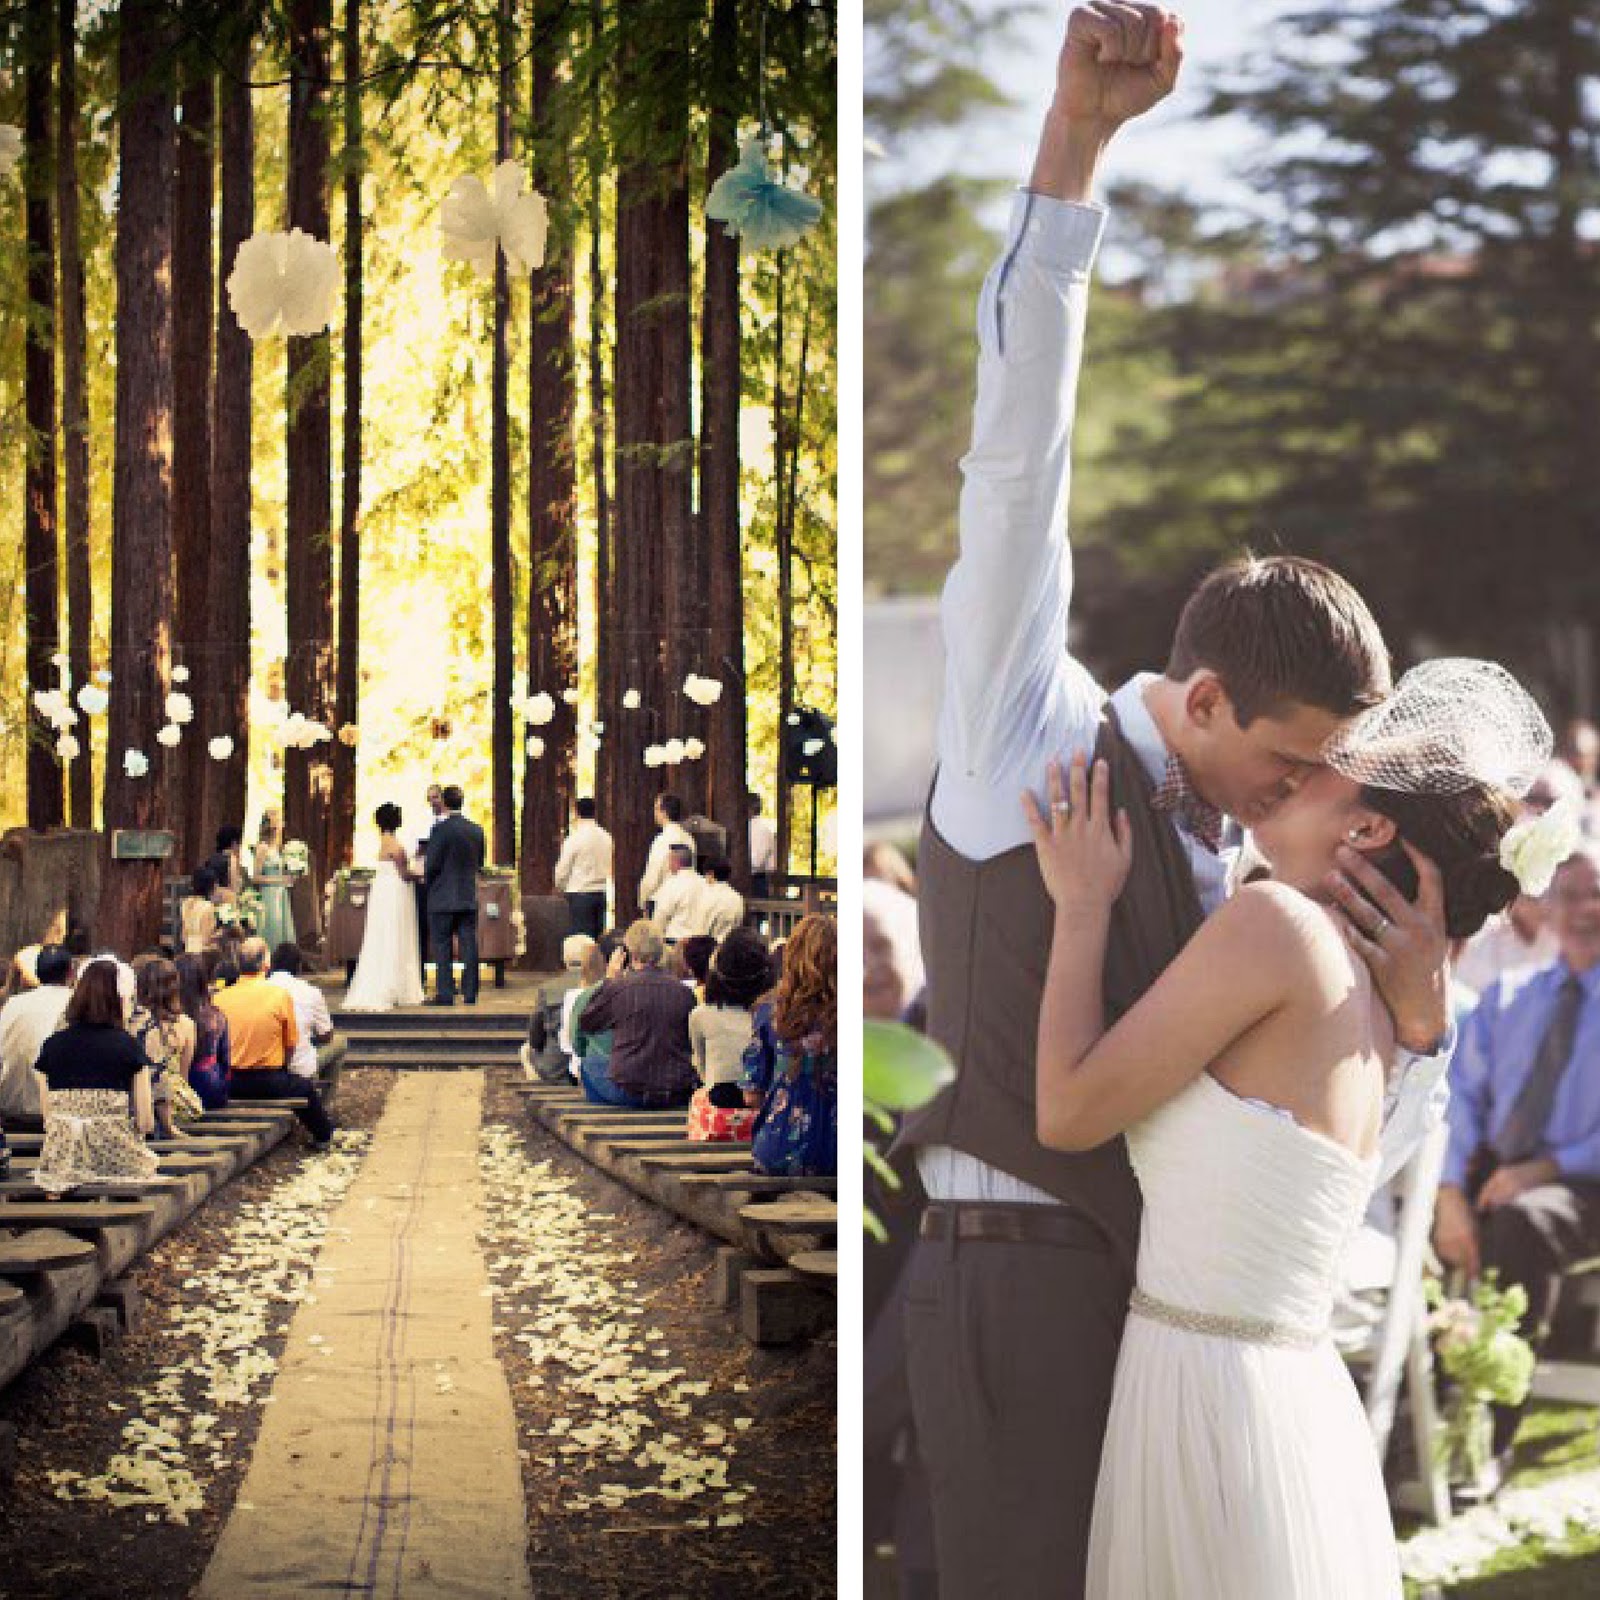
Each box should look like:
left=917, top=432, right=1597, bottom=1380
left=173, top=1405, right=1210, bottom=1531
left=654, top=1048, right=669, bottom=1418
left=172, top=665, right=191, bottom=684
left=338, top=723, right=360, bottom=747
left=208, top=736, right=234, bottom=761
left=684, top=737, right=706, bottom=760
left=706, top=139, right=824, bottom=253
left=683, top=673, right=724, bottom=706
left=591, top=720, right=605, bottom=735
left=226, top=229, right=340, bottom=340
left=526, top=735, right=545, bottom=759
left=95, top=668, right=112, bottom=685
left=165, top=691, right=194, bottom=725
left=51, top=651, right=69, bottom=671
left=802, top=737, right=825, bottom=757
left=579, top=729, right=602, bottom=755
left=279, top=712, right=308, bottom=749
left=440, top=159, right=549, bottom=277
left=156, top=723, right=182, bottom=748
left=32, top=687, right=76, bottom=730
left=561, top=688, right=579, bottom=705
left=644, top=744, right=666, bottom=768
left=525, top=692, right=555, bottom=727
left=123, top=749, right=150, bottom=779
left=664, top=737, right=687, bottom=765
left=56, top=733, right=80, bottom=762
left=0, top=126, right=21, bottom=181
left=623, top=689, right=642, bottom=710
left=76, top=683, right=109, bottom=716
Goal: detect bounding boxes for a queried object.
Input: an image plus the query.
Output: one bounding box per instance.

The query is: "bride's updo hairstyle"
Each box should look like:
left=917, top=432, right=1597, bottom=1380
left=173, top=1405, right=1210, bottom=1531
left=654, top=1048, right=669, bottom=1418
left=1325, top=659, right=1552, bottom=942
left=1359, top=784, right=1520, bottom=941
left=375, top=802, right=402, bottom=833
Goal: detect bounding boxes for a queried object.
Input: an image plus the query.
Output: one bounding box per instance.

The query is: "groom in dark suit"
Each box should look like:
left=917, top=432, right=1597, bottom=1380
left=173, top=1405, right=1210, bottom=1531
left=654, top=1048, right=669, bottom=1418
left=424, top=785, right=486, bottom=1005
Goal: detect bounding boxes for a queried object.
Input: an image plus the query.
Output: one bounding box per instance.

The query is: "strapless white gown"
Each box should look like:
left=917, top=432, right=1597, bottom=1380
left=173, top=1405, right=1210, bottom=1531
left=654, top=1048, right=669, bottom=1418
left=343, top=861, right=424, bottom=1012
left=1087, top=1071, right=1401, bottom=1599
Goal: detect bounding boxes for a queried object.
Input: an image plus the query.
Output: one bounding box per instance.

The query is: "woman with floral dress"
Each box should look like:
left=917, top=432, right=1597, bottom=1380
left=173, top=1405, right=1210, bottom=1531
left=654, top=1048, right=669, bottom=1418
left=741, top=914, right=837, bottom=1176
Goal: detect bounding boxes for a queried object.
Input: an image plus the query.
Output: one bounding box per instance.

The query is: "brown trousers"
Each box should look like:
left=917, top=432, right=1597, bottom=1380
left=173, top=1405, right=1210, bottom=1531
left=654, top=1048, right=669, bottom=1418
left=903, top=1223, right=1131, bottom=1600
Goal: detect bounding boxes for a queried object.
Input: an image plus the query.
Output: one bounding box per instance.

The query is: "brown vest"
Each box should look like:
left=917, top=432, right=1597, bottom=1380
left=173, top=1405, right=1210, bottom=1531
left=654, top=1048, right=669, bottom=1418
left=898, top=707, right=1204, bottom=1268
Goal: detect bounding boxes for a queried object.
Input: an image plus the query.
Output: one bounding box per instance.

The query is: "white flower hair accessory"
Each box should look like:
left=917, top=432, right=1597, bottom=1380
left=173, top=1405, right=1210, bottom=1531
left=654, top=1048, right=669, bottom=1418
left=1500, top=798, right=1584, bottom=898
left=226, top=229, right=340, bottom=339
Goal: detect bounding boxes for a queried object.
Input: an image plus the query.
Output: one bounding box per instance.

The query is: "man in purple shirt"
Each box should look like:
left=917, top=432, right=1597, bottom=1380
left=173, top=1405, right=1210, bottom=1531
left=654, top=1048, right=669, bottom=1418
left=577, top=921, right=696, bottom=1109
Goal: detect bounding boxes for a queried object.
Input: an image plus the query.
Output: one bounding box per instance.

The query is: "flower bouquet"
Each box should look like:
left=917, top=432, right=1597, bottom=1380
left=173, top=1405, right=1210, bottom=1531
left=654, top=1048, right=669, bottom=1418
left=282, top=839, right=311, bottom=877
left=1426, top=1273, right=1535, bottom=1485
left=234, top=887, right=265, bottom=932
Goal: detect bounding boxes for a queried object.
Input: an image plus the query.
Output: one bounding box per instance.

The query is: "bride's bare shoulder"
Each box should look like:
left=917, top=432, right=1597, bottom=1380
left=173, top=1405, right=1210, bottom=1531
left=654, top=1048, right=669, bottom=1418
left=1207, top=880, right=1343, bottom=976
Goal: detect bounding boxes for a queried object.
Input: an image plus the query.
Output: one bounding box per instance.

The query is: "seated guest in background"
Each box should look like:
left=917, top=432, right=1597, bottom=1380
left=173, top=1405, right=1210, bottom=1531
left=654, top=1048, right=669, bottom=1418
left=32, top=960, right=160, bottom=1194
left=269, top=943, right=346, bottom=1094
left=0, top=944, right=74, bottom=1130
left=568, top=937, right=616, bottom=1083
left=215, top=937, right=334, bottom=1148
left=176, top=953, right=232, bottom=1110
left=554, top=798, right=613, bottom=940
left=3, top=947, right=40, bottom=1001
left=1434, top=842, right=1600, bottom=1487
left=213, top=955, right=241, bottom=990
left=577, top=921, right=696, bottom=1109
left=678, top=935, right=717, bottom=997
left=687, top=930, right=771, bottom=1144
left=748, top=792, right=777, bottom=900
left=1457, top=894, right=1561, bottom=999
left=649, top=844, right=704, bottom=944
left=864, top=840, right=918, bottom=898
left=556, top=933, right=598, bottom=1063
left=206, top=825, right=247, bottom=902
left=741, top=913, right=836, bottom=1177
left=697, top=858, right=745, bottom=941
left=639, top=794, right=695, bottom=915
left=181, top=866, right=221, bottom=954
left=133, top=957, right=196, bottom=1139
left=862, top=871, right=925, bottom=1024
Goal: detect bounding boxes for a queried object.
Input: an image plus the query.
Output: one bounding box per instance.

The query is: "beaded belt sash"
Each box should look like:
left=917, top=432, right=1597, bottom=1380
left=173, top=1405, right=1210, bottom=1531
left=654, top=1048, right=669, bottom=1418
left=1128, top=1286, right=1323, bottom=1350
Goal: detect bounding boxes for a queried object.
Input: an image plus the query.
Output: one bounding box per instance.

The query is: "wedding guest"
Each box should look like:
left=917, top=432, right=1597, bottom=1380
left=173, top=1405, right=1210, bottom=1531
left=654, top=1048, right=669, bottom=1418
left=649, top=844, right=705, bottom=944
left=741, top=913, right=837, bottom=1176
left=1435, top=841, right=1600, bottom=1484
left=639, top=794, right=696, bottom=915
left=181, top=866, right=221, bottom=954
left=679, top=935, right=718, bottom=995
left=133, top=957, right=195, bottom=1140
left=253, top=811, right=297, bottom=951
left=1456, top=894, right=1561, bottom=998
left=576, top=921, right=697, bottom=1108
left=215, top=938, right=334, bottom=1147
left=1560, top=719, right=1600, bottom=797
left=0, top=944, right=74, bottom=1128
left=3, top=947, right=40, bottom=1000
left=176, top=953, right=232, bottom=1110
left=687, top=930, right=771, bottom=1143
left=206, top=825, right=247, bottom=901
left=551, top=934, right=598, bottom=1071
left=567, top=938, right=615, bottom=1083
left=863, top=874, right=925, bottom=1024
left=749, top=792, right=778, bottom=899
left=697, top=858, right=746, bottom=940
left=269, top=942, right=346, bottom=1091
left=554, top=798, right=613, bottom=939
left=32, top=960, right=160, bottom=1194
left=865, top=841, right=918, bottom=898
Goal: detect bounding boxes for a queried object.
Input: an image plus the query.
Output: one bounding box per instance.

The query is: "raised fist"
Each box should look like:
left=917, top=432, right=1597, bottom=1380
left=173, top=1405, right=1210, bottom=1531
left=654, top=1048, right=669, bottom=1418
left=1058, top=4, right=1184, bottom=130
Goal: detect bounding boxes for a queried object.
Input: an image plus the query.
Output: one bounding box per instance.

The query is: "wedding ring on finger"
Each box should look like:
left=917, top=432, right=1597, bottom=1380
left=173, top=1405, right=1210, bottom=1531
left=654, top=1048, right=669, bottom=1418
left=1052, top=801, right=1073, bottom=818
left=1372, top=913, right=1392, bottom=941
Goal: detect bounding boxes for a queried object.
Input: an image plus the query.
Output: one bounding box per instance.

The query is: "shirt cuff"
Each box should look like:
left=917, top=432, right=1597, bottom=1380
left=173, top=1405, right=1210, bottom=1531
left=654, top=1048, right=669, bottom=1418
left=1005, top=188, right=1110, bottom=277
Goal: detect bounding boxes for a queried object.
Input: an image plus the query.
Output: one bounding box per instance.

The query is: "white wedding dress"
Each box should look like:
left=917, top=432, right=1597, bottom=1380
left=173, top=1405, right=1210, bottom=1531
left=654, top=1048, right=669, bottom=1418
left=343, top=860, right=424, bottom=1012
left=1087, top=1070, right=1401, bottom=1600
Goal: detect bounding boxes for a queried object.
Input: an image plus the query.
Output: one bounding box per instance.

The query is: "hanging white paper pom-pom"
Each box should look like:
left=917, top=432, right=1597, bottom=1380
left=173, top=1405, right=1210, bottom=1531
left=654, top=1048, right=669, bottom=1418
left=172, top=665, right=191, bottom=684
left=156, top=724, right=182, bottom=748
left=643, top=744, right=666, bottom=768
left=0, top=126, right=22, bottom=181
left=51, top=651, right=69, bottom=672
left=123, top=749, right=150, bottom=778
left=561, top=688, right=579, bottom=705
left=76, top=684, right=109, bottom=716
left=56, top=733, right=80, bottom=761
left=32, top=688, right=77, bottom=730
left=440, top=159, right=549, bottom=277
left=623, top=689, right=642, bottom=710
left=684, top=737, right=706, bottom=760
left=683, top=673, right=724, bottom=706
left=226, top=229, right=340, bottom=339
left=208, top=736, right=234, bottom=761
left=526, top=735, right=545, bottom=759
left=663, top=738, right=687, bottom=765
left=591, top=720, right=605, bottom=735
left=338, top=723, right=360, bottom=747
left=165, top=691, right=194, bottom=725
left=525, top=692, right=555, bottom=727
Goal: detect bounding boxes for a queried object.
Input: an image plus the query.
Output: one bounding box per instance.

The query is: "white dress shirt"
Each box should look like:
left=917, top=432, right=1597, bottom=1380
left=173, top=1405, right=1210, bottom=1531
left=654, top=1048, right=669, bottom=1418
left=0, top=985, right=71, bottom=1118
left=554, top=818, right=614, bottom=896
left=269, top=971, right=334, bottom=1079
left=639, top=821, right=696, bottom=908
left=651, top=869, right=707, bottom=941
left=699, top=881, right=746, bottom=940
left=920, top=189, right=1449, bottom=1206
left=749, top=815, right=778, bottom=876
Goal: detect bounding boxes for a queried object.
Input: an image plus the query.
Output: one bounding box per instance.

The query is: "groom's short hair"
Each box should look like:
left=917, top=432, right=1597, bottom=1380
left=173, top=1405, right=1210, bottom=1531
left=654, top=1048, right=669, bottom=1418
left=1167, top=555, right=1390, bottom=725
left=441, top=785, right=464, bottom=811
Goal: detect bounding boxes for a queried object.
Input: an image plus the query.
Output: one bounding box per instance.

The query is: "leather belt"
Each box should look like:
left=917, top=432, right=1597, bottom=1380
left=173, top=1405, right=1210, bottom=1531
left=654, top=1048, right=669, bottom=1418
left=920, top=1201, right=1109, bottom=1250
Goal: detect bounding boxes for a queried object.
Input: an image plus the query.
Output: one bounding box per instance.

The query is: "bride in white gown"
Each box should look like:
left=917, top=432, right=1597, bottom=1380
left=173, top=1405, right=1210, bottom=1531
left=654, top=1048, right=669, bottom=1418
left=344, top=802, right=425, bottom=1012
left=1024, top=661, right=1553, bottom=1599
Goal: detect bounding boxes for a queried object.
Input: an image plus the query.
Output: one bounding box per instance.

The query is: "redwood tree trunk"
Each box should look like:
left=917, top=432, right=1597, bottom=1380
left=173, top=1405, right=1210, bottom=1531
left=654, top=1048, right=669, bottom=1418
left=520, top=2, right=578, bottom=896
left=172, top=63, right=215, bottom=864
left=58, top=0, right=93, bottom=829
left=699, top=0, right=748, bottom=880
left=24, top=0, right=63, bottom=833
left=589, top=0, right=615, bottom=872
left=203, top=26, right=255, bottom=860
left=284, top=0, right=335, bottom=904
left=330, top=0, right=362, bottom=873
left=99, top=0, right=176, bottom=953
left=490, top=0, right=516, bottom=866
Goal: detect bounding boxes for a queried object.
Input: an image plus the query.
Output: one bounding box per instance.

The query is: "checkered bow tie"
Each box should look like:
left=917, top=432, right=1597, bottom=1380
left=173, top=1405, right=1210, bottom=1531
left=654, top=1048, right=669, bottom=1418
left=1151, top=754, right=1225, bottom=854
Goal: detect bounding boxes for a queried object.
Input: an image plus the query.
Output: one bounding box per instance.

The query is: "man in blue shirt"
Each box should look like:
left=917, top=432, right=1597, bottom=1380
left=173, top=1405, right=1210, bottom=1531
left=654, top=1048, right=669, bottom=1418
left=1436, top=841, right=1600, bottom=1471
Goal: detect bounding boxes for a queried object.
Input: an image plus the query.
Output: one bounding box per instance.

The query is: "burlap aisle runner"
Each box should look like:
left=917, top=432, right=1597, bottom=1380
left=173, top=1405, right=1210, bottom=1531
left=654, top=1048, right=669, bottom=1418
left=196, top=1072, right=534, bottom=1599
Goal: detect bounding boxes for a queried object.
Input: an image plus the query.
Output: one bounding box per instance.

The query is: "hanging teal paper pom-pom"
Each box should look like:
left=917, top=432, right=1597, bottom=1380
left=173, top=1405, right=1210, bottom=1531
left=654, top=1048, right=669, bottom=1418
left=705, top=139, right=823, bottom=252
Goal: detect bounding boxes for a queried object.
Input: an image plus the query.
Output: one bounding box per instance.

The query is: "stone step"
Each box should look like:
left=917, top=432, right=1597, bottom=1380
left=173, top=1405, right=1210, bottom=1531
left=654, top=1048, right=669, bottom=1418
left=346, top=1053, right=522, bottom=1070
left=330, top=1011, right=535, bottom=1034
left=340, top=1031, right=526, bottom=1050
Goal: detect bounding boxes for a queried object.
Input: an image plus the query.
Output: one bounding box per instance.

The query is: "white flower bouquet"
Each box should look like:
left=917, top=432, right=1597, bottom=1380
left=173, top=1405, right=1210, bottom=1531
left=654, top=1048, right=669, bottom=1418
left=282, top=839, right=311, bottom=877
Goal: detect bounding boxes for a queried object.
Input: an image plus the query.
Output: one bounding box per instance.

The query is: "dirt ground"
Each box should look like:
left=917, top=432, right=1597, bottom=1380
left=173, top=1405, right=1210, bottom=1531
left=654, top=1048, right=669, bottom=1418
left=0, top=1069, right=836, bottom=1599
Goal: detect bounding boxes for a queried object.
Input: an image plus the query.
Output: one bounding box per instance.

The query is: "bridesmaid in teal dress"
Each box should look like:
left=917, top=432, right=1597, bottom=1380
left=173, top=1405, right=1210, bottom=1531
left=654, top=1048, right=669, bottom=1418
left=252, top=810, right=297, bottom=952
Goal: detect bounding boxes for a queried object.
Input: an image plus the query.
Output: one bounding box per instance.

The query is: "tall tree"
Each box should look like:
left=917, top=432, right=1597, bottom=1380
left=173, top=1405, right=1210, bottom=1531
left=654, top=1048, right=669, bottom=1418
left=588, top=0, right=614, bottom=852
left=490, top=0, right=517, bottom=865
left=202, top=22, right=255, bottom=859
left=520, top=0, right=578, bottom=895
left=98, top=0, right=176, bottom=953
left=329, top=0, right=363, bottom=873
left=698, top=0, right=749, bottom=880
left=23, top=0, right=63, bottom=832
left=284, top=0, right=336, bottom=890
left=171, top=47, right=215, bottom=863
left=57, top=0, right=93, bottom=829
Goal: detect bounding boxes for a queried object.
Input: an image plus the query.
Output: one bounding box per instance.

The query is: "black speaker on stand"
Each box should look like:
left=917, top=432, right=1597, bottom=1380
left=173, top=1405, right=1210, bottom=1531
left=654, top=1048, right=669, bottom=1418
left=781, top=706, right=837, bottom=878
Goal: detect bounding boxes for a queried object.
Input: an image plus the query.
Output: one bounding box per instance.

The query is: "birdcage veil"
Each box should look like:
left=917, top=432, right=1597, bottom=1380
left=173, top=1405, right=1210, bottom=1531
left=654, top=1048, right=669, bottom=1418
left=1323, top=658, right=1551, bottom=799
